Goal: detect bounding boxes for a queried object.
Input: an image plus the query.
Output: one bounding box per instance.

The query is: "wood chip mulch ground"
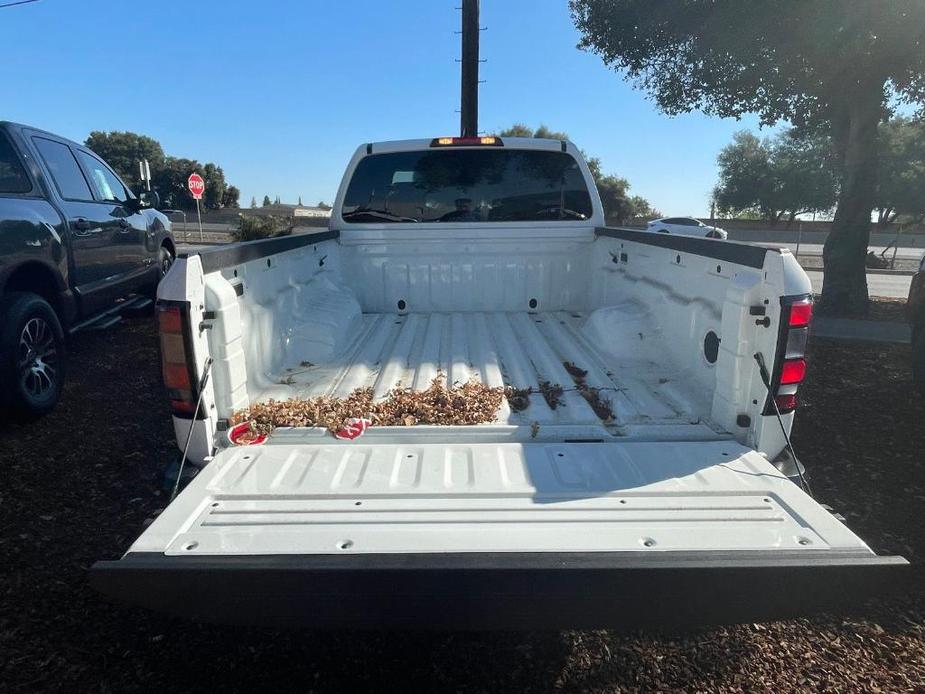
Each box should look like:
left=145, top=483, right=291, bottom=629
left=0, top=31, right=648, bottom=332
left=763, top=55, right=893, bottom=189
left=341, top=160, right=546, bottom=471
left=1, top=318, right=923, bottom=693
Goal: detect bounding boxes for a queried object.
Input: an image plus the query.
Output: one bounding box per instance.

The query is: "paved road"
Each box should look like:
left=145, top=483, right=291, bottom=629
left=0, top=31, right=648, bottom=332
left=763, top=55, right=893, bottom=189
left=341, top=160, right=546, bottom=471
left=726, top=228, right=924, bottom=248
left=804, top=269, right=911, bottom=298
left=766, top=241, right=924, bottom=261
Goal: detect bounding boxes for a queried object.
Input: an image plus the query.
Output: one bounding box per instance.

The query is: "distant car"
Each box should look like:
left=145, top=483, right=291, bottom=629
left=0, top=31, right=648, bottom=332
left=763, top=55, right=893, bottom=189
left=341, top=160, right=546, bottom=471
left=908, top=255, right=925, bottom=392
left=647, top=217, right=728, bottom=239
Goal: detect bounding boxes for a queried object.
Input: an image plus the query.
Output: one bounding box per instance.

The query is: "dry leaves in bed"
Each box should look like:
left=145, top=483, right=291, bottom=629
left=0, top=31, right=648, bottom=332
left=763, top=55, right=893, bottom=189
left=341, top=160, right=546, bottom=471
left=231, top=375, right=505, bottom=435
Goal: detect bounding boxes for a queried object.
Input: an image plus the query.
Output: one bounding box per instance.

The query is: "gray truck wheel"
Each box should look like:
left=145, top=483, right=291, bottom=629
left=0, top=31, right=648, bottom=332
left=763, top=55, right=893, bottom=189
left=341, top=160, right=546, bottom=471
left=0, top=292, right=66, bottom=417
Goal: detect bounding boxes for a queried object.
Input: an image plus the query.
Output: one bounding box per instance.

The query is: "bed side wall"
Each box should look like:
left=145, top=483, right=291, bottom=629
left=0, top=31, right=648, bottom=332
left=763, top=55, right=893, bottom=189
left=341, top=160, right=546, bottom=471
left=201, top=236, right=350, bottom=418
left=589, top=231, right=786, bottom=450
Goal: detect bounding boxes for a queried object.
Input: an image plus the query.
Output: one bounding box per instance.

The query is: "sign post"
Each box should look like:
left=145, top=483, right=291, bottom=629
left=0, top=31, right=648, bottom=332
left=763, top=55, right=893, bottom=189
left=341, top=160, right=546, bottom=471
left=187, top=173, right=205, bottom=242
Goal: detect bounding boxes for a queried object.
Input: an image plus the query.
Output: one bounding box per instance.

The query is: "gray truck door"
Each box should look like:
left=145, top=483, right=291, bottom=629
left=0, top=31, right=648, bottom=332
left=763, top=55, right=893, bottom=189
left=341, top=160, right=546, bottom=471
left=74, top=149, right=151, bottom=286
left=30, top=135, right=118, bottom=315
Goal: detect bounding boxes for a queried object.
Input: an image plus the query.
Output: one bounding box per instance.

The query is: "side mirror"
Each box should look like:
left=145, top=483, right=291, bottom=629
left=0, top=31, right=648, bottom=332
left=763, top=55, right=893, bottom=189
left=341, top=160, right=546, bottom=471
left=134, top=190, right=160, bottom=210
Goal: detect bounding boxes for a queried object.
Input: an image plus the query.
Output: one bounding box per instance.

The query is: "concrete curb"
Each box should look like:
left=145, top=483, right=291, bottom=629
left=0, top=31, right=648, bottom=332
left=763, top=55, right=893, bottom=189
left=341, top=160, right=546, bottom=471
left=812, top=317, right=911, bottom=344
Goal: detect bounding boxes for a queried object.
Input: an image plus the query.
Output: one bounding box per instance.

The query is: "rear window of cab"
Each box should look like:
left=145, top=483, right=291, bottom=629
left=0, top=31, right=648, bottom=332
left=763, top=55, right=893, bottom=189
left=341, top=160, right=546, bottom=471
left=342, top=149, right=593, bottom=223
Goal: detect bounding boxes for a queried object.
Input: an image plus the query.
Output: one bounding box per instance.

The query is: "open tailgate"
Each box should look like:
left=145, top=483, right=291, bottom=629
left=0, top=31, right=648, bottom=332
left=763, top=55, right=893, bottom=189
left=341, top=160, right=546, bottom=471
left=91, top=439, right=908, bottom=629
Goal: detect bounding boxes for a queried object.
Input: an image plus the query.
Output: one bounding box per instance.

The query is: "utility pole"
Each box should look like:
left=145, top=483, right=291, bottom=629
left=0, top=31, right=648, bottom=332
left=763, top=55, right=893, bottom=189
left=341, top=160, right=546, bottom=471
left=460, top=0, right=480, bottom=137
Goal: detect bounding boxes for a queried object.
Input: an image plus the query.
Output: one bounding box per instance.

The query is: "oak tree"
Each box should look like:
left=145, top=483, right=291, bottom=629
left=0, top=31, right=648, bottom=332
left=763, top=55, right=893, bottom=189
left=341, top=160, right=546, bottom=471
left=571, top=0, right=925, bottom=312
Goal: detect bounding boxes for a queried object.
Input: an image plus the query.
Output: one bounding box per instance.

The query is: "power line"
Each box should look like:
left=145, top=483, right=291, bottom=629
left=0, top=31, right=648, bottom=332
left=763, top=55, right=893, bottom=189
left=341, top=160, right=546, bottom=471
left=0, top=0, right=41, bottom=8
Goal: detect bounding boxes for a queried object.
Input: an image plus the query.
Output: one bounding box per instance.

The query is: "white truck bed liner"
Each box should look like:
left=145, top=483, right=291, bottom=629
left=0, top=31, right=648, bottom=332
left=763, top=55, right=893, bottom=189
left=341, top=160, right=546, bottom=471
left=254, top=310, right=707, bottom=430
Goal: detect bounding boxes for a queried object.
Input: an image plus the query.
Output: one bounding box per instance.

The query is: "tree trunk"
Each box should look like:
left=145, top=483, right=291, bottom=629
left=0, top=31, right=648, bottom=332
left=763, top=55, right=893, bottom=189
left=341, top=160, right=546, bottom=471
left=821, top=89, right=883, bottom=315
left=877, top=207, right=890, bottom=227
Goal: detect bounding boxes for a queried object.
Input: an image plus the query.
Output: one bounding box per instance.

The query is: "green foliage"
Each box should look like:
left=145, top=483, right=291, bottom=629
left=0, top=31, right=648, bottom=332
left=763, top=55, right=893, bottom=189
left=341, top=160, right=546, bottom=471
left=628, top=195, right=661, bottom=220
left=223, top=185, right=241, bottom=209
left=877, top=118, right=925, bottom=225
left=201, top=162, right=226, bottom=210
left=531, top=124, right=570, bottom=141
left=249, top=196, right=257, bottom=208
left=231, top=214, right=286, bottom=242
left=84, top=130, right=239, bottom=211
left=570, top=1, right=925, bottom=127
left=714, top=129, right=837, bottom=224
left=500, top=123, right=570, bottom=142
left=501, top=123, right=534, bottom=137
left=262, top=195, right=272, bottom=207
left=151, top=157, right=198, bottom=211
left=771, top=129, right=839, bottom=222
left=498, top=123, right=654, bottom=223
left=594, top=174, right=632, bottom=223
left=84, top=131, right=165, bottom=187
left=571, top=0, right=925, bottom=310
left=714, top=132, right=774, bottom=219
left=317, top=201, right=332, bottom=210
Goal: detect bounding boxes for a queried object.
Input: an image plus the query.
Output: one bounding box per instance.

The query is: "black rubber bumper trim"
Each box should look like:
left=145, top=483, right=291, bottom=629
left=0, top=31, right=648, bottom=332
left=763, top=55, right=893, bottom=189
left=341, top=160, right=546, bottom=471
left=179, top=229, right=339, bottom=273
left=90, top=550, right=909, bottom=630
left=595, top=226, right=774, bottom=269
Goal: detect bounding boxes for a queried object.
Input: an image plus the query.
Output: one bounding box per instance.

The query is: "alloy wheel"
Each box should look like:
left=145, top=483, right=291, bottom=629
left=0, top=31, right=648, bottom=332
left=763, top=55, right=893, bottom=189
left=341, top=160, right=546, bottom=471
left=18, top=317, right=57, bottom=400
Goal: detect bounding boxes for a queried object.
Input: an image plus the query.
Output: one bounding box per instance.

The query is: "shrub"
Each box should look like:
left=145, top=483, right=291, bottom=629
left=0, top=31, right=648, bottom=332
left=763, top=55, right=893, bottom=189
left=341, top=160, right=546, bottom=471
left=231, top=214, right=288, bottom=242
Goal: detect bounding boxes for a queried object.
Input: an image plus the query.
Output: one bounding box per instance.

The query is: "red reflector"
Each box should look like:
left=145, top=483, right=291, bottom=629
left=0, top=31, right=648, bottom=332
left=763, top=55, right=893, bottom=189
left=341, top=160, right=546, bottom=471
left=163, top=362, right=191, bottom=389
left=788, top=302, right=813, bottom=328
left=780, top=358, right=807, bottom=385
left=170, top=399, right=197, bottom=414
left=158, top=306, right=183, bottom=333
left=775, top=393, right=798, bottom=412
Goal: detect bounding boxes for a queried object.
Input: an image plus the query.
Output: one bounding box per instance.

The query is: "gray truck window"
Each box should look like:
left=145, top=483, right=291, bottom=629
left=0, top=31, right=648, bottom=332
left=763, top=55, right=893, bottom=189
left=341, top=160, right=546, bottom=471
left=342, top=149, right=593, bottom=223
left=0, top=133, right=31, bottom=194
left=33, top=137, right=93, bottom=201
left=76, top=150, right=128, bottom=203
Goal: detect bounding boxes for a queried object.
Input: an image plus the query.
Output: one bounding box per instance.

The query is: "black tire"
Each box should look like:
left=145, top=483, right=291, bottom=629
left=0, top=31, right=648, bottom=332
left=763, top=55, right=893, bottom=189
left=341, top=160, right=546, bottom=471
left=158, top=244, right=175, bottom=279
left=913, top=327, right=925, bottom=395
left=144, top=245, right=175, bottom=301
left=0, top=292, right=66, bottom=417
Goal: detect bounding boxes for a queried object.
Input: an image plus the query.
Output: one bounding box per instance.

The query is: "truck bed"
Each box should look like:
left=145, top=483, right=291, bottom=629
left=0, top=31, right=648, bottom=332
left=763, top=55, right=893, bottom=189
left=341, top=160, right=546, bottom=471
left=252, top=309, right=712, bottom=434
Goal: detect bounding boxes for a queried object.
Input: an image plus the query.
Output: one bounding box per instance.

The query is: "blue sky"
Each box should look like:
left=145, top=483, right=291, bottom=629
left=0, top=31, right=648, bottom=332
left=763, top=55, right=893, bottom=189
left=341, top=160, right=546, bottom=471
left=1, top=0, right=770, bottom=215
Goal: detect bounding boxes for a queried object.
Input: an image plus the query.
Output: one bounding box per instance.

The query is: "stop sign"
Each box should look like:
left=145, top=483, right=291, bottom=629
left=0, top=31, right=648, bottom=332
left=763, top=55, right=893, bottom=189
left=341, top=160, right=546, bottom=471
left=187, top=173, right=205, bottom=200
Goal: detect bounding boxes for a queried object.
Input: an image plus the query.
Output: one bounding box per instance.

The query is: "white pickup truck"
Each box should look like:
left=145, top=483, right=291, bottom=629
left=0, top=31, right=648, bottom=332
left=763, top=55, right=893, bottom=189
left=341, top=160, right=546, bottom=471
left=92, top=136, right=906, bottom=629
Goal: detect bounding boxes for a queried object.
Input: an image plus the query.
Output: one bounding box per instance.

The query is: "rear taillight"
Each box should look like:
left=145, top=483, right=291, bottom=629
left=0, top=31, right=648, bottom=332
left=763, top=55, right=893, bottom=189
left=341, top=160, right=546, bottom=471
left=768, top=298, right=812, bottom=414
left=158, top=303, right=199, bottom=417
left=774, top=393, right=799, bottom=412
left=779, top=358, right=807, bottom=385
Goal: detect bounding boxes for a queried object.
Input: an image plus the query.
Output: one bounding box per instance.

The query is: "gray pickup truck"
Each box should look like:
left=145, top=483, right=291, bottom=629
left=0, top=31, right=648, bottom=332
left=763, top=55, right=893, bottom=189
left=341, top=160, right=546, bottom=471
left=0, top=121, right=175, bottom=416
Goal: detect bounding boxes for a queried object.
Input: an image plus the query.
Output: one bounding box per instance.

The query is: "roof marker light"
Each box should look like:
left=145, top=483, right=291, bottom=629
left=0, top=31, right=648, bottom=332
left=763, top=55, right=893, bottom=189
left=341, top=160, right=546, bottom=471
left=430, top=136, right=504, bottom=147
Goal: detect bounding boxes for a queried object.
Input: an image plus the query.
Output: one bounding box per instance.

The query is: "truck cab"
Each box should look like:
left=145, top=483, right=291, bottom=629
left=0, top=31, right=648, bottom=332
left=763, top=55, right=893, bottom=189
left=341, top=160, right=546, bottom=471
left=92, top=136, right=907, bottom=629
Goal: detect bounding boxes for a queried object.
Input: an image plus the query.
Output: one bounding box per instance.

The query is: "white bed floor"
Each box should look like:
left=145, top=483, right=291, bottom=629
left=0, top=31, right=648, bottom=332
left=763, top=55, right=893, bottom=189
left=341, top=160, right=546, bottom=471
left=255, top=311, right=710, bottom=429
